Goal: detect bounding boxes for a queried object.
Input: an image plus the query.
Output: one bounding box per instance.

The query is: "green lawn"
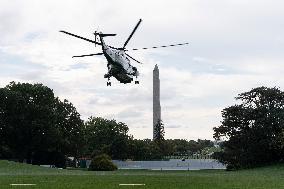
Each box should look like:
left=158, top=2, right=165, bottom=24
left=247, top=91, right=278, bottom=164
left=0, top=160, right=283, bottom=189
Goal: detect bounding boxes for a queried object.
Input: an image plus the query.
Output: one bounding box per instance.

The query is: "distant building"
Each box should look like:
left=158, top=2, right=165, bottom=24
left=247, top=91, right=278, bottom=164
left=153, top=64, right=161, bottom=140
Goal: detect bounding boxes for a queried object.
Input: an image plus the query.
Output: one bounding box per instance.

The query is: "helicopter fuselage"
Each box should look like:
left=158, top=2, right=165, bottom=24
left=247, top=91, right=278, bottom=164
left=100, top=36, right=139, bottom=84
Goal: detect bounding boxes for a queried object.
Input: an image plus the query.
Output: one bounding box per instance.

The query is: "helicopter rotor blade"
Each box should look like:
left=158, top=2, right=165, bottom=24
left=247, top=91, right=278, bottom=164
left=125, top=53, right=143, bottom=64
left=60, top=30, right=102, bottom=46
left=129, top=42, right=189, bottom=51
left=72, top=53, right=104, bottom=58
left=123, top=19, right=142, bottom=49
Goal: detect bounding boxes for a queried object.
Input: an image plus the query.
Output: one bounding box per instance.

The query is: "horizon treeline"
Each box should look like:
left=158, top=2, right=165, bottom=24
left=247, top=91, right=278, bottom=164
left=0, top=81, right=215, bottom=167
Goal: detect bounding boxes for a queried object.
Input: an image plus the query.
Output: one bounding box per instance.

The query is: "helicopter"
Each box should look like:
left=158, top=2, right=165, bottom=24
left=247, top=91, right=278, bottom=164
left=60, top=19, right=188, bottom=86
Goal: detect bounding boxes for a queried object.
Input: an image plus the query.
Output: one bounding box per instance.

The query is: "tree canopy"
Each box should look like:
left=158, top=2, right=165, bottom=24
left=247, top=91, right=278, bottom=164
left=85, top=117, right=131, bottom=160
left=214, top=87, right=284, bottom=169
left=0, top=82, right=84, bottom=166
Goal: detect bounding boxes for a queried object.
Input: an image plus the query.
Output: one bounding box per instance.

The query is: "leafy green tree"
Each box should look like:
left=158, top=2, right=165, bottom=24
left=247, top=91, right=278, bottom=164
left=127, top=138, right=216, bottom=160
left=53, top=99, right=85, bottom=159
left=153, top=119, right=165, bottom=141
left=0, top=82, right=84, bottom=164
left=161, top=139, right=214, bottom=157
left=197, top=139, right=214, bottom=149
left=0, top=82, right=56, bottom=161
left=214, top=87, right=284, bottom=169
left=172, top=139, right=190, bottom=155
left=128, top=139, right=153, bottom=160
left=85, top=117, right=131, bottom=160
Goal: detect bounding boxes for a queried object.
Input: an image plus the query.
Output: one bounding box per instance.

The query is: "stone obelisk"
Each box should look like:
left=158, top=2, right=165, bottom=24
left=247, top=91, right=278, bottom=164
left=153, top=64, right=161, bottom=140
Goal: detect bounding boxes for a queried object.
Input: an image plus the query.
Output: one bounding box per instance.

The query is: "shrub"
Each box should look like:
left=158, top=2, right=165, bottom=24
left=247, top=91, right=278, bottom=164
left=88, top=154, right=117, bottom=171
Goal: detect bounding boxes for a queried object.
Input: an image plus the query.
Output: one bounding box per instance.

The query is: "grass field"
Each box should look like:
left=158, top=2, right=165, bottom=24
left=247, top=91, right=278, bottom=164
left=0, top=160, right=283, bottom=189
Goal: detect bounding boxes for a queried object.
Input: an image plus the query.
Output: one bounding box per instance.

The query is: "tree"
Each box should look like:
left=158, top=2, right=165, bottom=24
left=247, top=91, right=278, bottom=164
left=0, top=82, right=56, bottom=161
left=213, top=87, right=284, bottom=169
left=171, top=139, right=190, bottom=155
left=0, top=82, right=84, bottom=165
left=85, top=117, right=131, bottom=160
left=128, top=139, right=153, bottom=160
left=53, top=99, right=85, bottom=159
left=153, top=119, right=165, bottom=141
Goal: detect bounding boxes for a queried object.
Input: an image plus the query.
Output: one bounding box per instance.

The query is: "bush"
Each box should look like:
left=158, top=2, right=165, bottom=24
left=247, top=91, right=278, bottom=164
left=88, top=154, right=117, bottom=171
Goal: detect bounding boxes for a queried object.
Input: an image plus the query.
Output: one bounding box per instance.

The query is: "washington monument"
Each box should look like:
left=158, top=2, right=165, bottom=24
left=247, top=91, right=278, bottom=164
left=153, top=64, right=161, bottom=140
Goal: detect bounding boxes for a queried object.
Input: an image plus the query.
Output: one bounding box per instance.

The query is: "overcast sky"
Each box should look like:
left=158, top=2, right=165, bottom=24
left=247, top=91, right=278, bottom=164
left=1, top=0, right=284, bottom=140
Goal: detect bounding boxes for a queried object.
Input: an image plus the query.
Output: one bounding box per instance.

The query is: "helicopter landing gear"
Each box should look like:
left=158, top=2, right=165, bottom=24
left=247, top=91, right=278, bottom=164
left=134, top=76, right=139, bottom=84
left=104, top=73, right=110, bottom=78
left=106, top=77, right=111, bottom=86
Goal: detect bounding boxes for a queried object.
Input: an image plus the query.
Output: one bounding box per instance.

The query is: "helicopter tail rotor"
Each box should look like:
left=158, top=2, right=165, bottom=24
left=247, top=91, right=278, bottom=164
left=94, top=31, right=98, bottom=47
left=93, top=31, right=116, bottom=46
